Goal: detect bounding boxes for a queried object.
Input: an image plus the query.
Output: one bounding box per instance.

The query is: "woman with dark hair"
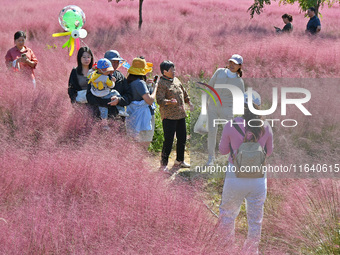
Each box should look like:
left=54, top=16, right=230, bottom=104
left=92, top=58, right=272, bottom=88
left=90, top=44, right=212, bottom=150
left=5, top=31, right=38, bottom=87
left=125, top=57, right=158, bottom=149
left=68, top=46, right=94, bottom=104
left=274, top=14, right=293, bottom=33
left=157, top=60, right=194, bottom=171
left=218, top=90, right=274, bottom=254
left=205, top=54, right=245, bottom=166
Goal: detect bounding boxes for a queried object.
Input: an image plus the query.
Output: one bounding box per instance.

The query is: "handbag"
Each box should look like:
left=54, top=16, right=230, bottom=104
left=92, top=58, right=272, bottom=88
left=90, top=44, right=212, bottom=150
left=194, top=93, right=209, bottom=134
left=194, top=113, right=209, bottom=134
left=75, top=90, right=88, bottom=104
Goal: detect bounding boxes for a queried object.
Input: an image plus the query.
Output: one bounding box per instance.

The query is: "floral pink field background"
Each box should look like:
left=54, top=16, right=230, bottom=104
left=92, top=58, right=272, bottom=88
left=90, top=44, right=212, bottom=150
left=0, top=0, right=339, bottom=254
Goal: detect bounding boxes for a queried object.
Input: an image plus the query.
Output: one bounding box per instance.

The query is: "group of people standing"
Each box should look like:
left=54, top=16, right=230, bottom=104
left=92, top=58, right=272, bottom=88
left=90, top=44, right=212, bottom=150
left=6, top=30, right=274, bottom=254
left=67, top=46, right=193, bottom=169
left=4, top=30, right=194, bottom=171
left=275, top=8, right=321, bottom=35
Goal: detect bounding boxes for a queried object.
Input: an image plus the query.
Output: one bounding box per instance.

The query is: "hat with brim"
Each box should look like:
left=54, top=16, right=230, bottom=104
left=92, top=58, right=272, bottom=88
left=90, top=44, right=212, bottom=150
left=228, top=54, right=243, bottom=65
left=104, top=50, right=125, bottom=61
left=128, top=58, right=153, bottom=75
left=97, top=58, right=114, bottom=72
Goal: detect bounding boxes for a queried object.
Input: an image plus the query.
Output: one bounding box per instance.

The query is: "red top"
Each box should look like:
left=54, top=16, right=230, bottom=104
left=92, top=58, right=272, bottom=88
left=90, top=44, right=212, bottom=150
left=5, top=46, right=38, bottom=80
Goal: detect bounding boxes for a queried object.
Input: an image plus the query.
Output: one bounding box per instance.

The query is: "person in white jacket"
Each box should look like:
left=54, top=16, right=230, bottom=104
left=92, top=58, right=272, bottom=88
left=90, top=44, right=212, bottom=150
left=206, top=54, right=245, bottom=166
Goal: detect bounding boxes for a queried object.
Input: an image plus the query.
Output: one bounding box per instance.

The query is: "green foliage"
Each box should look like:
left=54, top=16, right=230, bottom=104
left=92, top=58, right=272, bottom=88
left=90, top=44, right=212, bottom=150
left=248, top=0, right=272, bottom=17
left=248, top=0, right=340, bottom=17
left=46, top=44, right=57, bottom=50
left=149, top=107, right=164, bottom=152
left=199, top=70, right=205, bottom=79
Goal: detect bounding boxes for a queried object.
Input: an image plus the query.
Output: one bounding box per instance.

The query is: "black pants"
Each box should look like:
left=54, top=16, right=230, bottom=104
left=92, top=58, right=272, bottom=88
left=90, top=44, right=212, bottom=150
left=161, top=118, right=187, bottom=166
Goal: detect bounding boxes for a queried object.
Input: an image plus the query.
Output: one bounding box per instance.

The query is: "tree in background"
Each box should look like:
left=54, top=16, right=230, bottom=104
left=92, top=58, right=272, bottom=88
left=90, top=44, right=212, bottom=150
left=108, top=0, right=144, bottom=30
left=248, top=0, right=340, bottom=17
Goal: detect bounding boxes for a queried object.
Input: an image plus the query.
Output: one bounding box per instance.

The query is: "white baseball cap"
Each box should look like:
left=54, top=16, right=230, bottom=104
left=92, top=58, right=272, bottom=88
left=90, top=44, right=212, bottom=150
left=228, top=54, right=243, bottom=65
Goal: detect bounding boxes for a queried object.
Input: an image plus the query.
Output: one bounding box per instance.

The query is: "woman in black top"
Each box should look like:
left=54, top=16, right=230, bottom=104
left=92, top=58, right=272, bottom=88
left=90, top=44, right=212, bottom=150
left=275, top=14, right=293, bottom=33
left=68, top=46, right=93, bottom=104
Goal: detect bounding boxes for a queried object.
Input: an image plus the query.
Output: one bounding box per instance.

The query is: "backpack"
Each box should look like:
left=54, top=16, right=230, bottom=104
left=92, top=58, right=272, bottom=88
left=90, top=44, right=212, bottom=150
left=229, top=124, right=266, bottom=178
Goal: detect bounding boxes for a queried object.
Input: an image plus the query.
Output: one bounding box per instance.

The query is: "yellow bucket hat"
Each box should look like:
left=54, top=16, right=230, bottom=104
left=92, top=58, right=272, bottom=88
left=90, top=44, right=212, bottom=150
left=128, top=58, right=153, bottom=75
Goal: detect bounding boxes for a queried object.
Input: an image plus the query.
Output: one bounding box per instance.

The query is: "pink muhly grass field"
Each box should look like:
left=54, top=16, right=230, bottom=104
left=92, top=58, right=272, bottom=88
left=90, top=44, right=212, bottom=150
left=1, top=0, right=339, bottom=254
left=1, top=0, right=340, bottom=78
left=0, top=83, right=230, bottom=253
left=263, top=179, right=340, bottom=254
left=0, top=144, right=219, bottom=254
left=0, top=74, right=231, bottom=254
left=0, top=143, right=228, bottom=254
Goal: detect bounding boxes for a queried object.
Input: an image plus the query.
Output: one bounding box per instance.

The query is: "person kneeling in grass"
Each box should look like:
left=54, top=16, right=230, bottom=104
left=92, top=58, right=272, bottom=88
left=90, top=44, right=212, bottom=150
left=156, top=60, right=194, bottom=172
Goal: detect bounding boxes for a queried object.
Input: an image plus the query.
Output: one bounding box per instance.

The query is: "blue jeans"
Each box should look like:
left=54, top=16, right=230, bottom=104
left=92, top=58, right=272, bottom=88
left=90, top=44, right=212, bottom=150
left=98, top=91, right=124, bottom=119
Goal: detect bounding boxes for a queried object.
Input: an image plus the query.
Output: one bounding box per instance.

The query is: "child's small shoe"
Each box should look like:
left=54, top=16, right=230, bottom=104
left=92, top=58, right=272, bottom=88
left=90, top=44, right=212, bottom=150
left=101, top=119, right=111, bottom=131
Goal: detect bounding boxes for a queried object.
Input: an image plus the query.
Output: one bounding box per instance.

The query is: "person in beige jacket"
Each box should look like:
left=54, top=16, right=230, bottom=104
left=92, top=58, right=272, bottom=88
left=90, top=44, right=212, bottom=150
left=157, top=60, right=194, bottom=172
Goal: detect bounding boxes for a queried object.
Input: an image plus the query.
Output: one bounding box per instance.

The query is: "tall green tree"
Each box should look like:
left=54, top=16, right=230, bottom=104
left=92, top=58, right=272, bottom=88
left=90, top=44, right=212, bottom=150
left=108, top=0, right=144, bottom=30
left=248, top=0, right=340, bottom=17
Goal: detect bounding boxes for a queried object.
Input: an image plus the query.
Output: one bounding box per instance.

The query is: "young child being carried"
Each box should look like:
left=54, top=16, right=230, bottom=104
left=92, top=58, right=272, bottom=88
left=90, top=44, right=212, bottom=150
left=88, top=58, right=129, bottom=121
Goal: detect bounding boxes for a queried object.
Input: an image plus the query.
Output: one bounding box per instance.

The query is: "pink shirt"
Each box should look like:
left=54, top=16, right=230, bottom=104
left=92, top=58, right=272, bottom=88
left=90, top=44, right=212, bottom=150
left=5, top=46, right=38, bottom=80
left=219, top=117, right=274, bottom=163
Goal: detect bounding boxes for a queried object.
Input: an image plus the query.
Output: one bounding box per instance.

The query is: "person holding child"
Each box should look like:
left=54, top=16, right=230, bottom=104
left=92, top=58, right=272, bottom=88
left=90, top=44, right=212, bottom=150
left=125, top=57, right=158, bottom=149
left=105, top=50, right=132, bottom=113
left=5, top=31, right=38, bottom=87
left=156, top=60, right=194, bottom=171
left=218, top=90, right=273, bottom=254
left=205, top=54, right=245, bottom=166
left=87, top=58, right=128, bottom=129
left=86, top=50, right=132, bottom=121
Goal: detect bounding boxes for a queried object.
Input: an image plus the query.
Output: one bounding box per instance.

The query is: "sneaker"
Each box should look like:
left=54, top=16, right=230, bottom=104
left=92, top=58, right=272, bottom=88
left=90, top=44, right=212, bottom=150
left=159, top=165, right=170, bottom=173
left=118, top=110, right=129, bottom=117
left=206, top=156, right=215, bottom=166
left=174, top=160, right=190, bottom=168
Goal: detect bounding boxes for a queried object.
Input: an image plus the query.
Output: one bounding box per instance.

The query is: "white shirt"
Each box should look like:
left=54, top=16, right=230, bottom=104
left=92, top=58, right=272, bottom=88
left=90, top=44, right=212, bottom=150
left=226, top=69, right=238, bottom=78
